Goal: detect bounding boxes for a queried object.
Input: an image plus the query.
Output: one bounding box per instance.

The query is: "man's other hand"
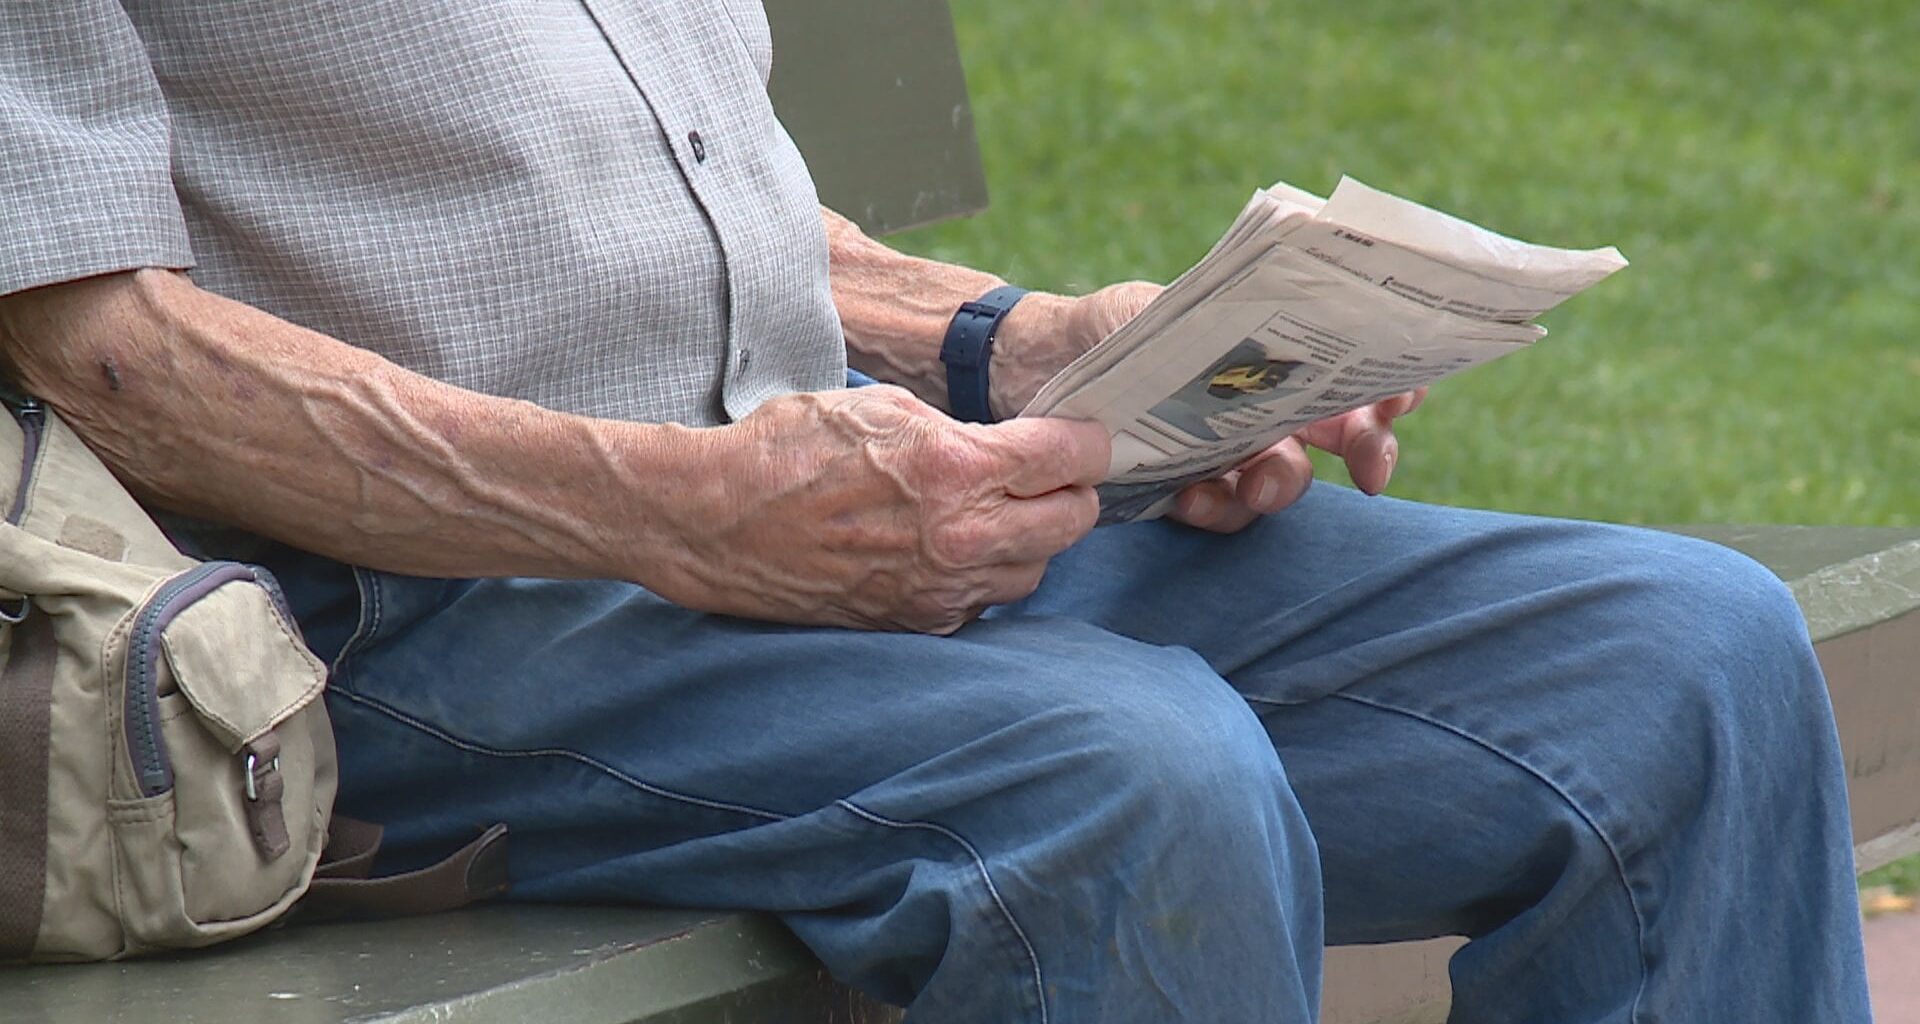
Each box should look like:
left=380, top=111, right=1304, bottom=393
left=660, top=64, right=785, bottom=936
left=1169, top=388, right=1427, bottom=534
left=659, top=386, right=1109, bottom=634
left=995, top=279, right=1428, bottom=534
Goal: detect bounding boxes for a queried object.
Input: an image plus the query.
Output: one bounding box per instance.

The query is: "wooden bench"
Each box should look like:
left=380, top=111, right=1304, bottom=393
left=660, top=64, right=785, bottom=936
left=7, top=5, right=1916, bottom=1021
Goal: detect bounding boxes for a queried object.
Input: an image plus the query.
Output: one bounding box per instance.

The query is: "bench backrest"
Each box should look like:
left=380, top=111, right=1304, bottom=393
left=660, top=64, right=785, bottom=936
left=764, top=0, right=988, bottom=235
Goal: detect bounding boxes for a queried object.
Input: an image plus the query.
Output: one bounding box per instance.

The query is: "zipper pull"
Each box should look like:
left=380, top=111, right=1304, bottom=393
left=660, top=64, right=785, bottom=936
left=7, top=393, right=45, bottom=526
left=1, top=385, right=43, bottom=421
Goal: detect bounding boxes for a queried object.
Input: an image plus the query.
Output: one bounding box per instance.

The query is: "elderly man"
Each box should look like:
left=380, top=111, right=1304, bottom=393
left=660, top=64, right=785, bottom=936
left=0, top=3, right=1871, bottom=1022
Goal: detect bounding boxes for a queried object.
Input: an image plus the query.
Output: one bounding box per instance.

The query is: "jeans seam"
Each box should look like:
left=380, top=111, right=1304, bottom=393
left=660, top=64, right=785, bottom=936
left=835, top=798, right=1049, bottom=1024
left=337, top=685, right=1051, bottom=1022
left=328, top=685, right=790, bottom=824
left=329, top=567, right=384, bottom=680
left=1286, top=689, right=1654, bottom=1024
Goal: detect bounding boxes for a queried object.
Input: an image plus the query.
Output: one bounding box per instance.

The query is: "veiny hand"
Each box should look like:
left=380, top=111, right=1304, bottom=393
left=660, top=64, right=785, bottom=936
left=653, top=385, right=1109, bottom=633
left=993, top=279, right=1428, bottom=534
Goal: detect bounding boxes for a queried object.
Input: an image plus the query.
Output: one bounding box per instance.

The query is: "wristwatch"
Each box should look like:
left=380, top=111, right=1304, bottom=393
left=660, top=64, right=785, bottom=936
left=938, top=285, right=1029, bottom=423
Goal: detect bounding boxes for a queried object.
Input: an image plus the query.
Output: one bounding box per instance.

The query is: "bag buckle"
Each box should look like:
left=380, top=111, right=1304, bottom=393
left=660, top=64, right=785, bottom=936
left=242, top=733, right=292, bottom=860
left=243, top=750, right=282, bottom=802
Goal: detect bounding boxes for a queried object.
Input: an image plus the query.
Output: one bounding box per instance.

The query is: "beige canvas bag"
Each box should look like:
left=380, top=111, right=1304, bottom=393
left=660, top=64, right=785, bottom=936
left=1, top=390, right=505, bottom=963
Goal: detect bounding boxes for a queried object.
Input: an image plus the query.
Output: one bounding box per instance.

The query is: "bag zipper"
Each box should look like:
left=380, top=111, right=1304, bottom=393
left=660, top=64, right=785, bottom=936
left=125, top=562, right=259, bottom=797
left=248, top=565, right=296, bottom=626
left=0, top=391, right=301, bottom=798
left=4, top=394, right=45, bottom=527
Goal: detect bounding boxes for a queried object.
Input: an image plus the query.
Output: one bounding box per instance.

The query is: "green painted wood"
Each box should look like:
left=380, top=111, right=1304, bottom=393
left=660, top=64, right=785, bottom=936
left=763, top=0, right=988, bottom=235
left=0, top=907, right=897, bottom=1024
left=1665, top=525, right=1920, bottom=643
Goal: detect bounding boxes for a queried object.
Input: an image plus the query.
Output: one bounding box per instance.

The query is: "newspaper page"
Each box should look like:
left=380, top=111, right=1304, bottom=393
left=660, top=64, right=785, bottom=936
left=1021, top=177, right=1628, bottom=523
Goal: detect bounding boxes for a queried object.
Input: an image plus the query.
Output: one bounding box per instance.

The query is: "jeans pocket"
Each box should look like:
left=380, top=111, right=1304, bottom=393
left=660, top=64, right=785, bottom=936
left=329, top=567, right=384, bottom=680
left=328, top=570, right=479, bottom=695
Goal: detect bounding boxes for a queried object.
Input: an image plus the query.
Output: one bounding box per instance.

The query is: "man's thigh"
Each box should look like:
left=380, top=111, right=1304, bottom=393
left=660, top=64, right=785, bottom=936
left=1024, top=483, right=1837, bottom=964
left=292, top=556, right=1290, bottom=899
left=1012, top=479, right=1791, bottom=702
left=287, top=481, right=1830, bottom=947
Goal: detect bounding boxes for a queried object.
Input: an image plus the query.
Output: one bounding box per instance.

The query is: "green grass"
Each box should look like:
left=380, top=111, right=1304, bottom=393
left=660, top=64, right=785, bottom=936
left=894, top=0, right=1919, bottom=526
left=893, top=0, right=1920, bottom=899
left=1863, top=856, right=1920, bottom=896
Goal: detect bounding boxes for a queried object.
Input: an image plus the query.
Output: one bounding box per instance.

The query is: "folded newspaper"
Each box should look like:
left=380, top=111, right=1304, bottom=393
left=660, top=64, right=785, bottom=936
left=1021, top=177, right=1628, bottom=523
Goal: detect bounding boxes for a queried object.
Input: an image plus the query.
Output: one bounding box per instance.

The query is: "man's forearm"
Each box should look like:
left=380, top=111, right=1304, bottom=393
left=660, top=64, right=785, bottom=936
left=0, top=269, right=708, bottom=583
left=823, top=207, right=1077, bottom=419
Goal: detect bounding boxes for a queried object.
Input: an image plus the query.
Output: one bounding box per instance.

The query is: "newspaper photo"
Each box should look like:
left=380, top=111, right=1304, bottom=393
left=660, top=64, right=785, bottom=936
left=1020, top=177, right=1629, bottom=523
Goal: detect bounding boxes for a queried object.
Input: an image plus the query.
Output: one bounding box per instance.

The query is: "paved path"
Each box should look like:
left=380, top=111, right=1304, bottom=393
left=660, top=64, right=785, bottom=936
left=1869, top=911, right=1920, bottom=1023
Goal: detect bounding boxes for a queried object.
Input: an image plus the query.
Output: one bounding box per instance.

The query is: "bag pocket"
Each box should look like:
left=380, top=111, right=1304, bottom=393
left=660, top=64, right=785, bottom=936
left=106, top=562, right=335, bottom=953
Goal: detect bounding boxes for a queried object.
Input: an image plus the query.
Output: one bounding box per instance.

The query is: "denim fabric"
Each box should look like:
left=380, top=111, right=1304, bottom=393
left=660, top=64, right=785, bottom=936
left=263, top=484, right=1871, bottom=1023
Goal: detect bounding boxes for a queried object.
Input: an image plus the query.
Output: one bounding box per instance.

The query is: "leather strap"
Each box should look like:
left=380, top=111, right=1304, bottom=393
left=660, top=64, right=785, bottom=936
left=0, top=612, right=55, bottom=958
left=938, top=285, right=1028, bottom=423
left=314, top=815, right=383, bottom=881
left=241, top=732, right=290, bottom=861
left=296, top=820, right=510, bottom=922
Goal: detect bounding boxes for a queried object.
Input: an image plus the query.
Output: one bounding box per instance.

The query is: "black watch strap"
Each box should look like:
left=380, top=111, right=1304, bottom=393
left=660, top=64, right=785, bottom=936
left=939, top=285, right=1029, bottom=423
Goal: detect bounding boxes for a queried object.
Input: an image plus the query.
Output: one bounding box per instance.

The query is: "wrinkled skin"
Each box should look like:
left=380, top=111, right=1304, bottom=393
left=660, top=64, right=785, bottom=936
left=654, top=384, right=1110, bottom=634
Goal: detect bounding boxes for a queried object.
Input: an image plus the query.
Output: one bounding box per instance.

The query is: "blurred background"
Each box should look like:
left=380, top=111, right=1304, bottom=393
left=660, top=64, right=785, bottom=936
left=892, top=0, right=1918, bottom=528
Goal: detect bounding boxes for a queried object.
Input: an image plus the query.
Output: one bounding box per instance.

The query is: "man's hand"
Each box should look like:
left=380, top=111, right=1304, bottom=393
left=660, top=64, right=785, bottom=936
left=993, top=280, right=1427, bottom=534
left=651, top=385, right=1109, bottom=634
left=1167, top=388, right=1427, bottom=534
left=820, top=214, right=1422, bottom=540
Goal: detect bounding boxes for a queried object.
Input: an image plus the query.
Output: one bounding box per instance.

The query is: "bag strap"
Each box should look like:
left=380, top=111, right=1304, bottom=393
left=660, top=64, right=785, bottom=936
left=294, top=819, right=511, bottom=922
left=0, top=612, right=56, bottom=959
left=0, top=518, right=155, bottom=601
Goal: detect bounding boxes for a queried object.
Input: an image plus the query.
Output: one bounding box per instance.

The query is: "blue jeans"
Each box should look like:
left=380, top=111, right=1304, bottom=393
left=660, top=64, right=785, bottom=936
left=264, top=484, right=1871, bottom=1023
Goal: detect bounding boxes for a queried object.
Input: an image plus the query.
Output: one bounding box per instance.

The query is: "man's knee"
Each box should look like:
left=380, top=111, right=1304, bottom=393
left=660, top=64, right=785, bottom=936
left=988, top=652, right=1322, bottom=958
left=986, top=644, right=1305, bottom=872
left=1063, top=654, right=1286, bottom=807
left=1593, top=531, right=1839, bottom=832
left=1625, top=532, right=1824, bottom=712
